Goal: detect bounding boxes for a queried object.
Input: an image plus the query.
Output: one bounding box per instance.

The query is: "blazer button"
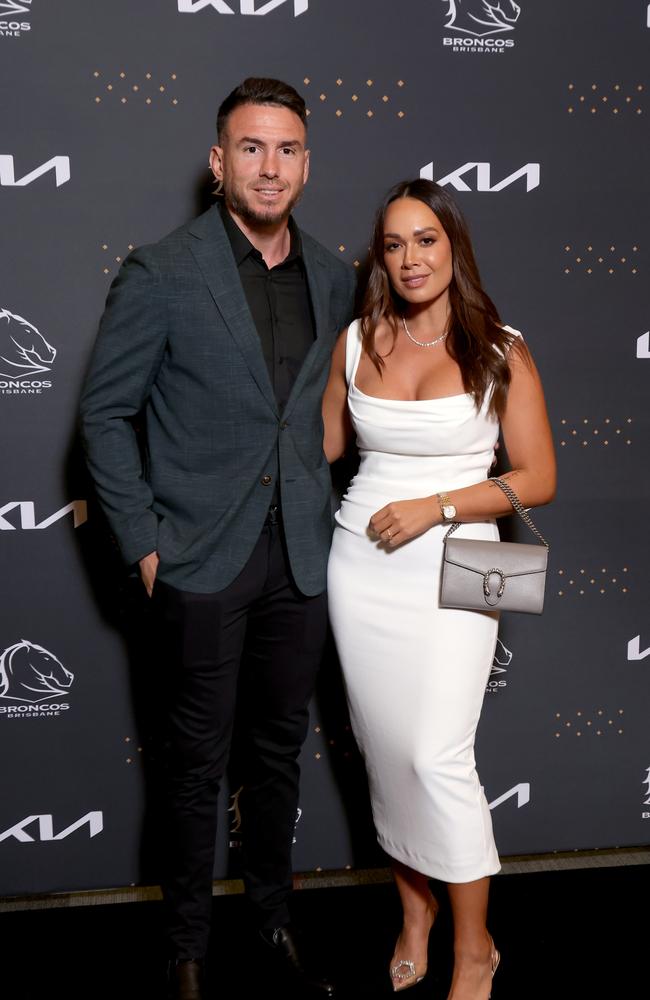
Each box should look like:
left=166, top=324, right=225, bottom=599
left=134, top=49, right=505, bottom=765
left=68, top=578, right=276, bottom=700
left=261, top=474, right=272, bottom=486
left=280, top=421, right=289, bottom=430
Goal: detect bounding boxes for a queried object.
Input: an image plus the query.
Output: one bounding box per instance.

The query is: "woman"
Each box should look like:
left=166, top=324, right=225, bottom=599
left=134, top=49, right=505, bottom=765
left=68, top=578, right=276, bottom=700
left=323, top=179, right=556, bottom=998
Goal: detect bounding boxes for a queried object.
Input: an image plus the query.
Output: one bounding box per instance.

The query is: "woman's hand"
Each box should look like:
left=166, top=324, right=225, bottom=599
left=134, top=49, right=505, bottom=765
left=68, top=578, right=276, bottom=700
left=369, top=497, right=440, bottom=547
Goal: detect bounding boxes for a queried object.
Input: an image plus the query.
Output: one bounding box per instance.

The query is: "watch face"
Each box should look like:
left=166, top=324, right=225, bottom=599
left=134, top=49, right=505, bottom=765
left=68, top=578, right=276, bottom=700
left=443, top=504, right=456, bottom=519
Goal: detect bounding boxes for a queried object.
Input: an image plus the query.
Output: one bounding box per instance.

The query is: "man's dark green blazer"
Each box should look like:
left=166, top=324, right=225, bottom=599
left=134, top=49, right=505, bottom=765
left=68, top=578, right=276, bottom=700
left=80, top=204, right=356, bottom=595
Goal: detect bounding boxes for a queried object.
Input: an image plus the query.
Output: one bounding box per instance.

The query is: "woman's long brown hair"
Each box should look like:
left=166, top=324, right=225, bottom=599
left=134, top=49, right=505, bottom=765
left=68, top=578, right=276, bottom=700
left=359, top=179, right=523, bottom=418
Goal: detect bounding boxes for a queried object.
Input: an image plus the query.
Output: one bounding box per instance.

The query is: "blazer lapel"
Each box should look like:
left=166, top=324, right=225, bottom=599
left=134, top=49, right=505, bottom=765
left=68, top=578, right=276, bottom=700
left=281, top=237, right=331, bottom=421
left=187, top=207, right=278, bottom=416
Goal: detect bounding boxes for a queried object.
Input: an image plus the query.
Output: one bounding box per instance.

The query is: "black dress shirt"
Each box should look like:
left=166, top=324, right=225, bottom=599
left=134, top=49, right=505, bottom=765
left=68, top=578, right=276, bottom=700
left=220, top=203, right=315, bottom=415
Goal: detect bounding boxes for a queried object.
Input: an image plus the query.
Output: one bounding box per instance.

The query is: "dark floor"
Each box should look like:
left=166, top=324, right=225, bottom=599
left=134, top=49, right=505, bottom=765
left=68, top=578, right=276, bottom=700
left=1, top=864, right=646, bottom=999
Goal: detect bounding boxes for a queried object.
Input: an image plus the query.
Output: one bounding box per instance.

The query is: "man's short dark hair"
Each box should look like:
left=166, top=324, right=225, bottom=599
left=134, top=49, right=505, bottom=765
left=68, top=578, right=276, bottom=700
left=217, top=77, right=307, bottom=141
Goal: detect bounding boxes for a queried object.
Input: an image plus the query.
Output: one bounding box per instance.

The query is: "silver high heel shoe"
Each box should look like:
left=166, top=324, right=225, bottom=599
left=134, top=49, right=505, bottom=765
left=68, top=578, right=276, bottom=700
left=389, top=904, right=438, bottom=993
left=390, top=958, right=426, bottom=992
left=488, top=936, right=500, bottom=998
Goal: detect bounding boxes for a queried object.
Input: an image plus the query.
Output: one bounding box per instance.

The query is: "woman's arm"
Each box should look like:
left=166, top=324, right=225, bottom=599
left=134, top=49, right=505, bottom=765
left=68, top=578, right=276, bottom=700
left=322, top=328, right=354, bottom=463
left=370, top=340, right=557, bottom=544
left=444, top=340, right=556, bottom=516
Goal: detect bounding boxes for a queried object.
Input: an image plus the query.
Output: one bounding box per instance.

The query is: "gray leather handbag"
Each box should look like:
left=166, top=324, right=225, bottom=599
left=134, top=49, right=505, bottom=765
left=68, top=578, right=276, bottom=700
left=439, top=477, right=549, bottom=614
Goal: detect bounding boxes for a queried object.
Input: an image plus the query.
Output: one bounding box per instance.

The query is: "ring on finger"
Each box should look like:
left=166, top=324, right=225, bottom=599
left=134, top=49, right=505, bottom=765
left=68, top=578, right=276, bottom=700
left=386, top=529, right=392, bottom=540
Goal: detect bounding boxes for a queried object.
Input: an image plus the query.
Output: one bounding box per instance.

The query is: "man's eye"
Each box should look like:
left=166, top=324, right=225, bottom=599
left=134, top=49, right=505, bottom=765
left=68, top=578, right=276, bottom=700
left=244, top=146, right=258, bottom=154
left=281, top=147, right=295, bottom=155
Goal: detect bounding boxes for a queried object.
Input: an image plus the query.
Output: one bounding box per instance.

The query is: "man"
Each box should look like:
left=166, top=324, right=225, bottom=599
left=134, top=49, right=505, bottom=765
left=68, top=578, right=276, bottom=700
left=80, top=77, right=356, bottom=999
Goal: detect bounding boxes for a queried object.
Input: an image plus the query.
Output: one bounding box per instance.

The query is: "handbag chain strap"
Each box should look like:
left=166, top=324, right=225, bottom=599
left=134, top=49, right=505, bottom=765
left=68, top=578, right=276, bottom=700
left=443, top=476, right=549, bottom=548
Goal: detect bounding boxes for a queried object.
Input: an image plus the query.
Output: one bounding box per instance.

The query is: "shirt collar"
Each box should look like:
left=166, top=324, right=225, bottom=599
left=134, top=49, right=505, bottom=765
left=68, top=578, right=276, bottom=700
left=219, top=201, right=303, bottom=266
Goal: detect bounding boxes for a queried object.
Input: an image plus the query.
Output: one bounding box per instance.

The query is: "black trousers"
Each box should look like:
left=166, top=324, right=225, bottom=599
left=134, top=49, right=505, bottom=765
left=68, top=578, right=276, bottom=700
left=153, top=521, right=328, bottom=960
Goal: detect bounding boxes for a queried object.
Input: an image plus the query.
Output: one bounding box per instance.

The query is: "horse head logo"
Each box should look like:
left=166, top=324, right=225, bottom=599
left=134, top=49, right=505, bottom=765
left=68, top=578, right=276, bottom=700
left=0, top=309, right=56, bottom=379
left=0, top=640, right=73, bottom=703
left=0, top=1, right=33, bottom=15
left=491, top=637, right=513, bottom=675
left=443, top=0, right=521, bottom=36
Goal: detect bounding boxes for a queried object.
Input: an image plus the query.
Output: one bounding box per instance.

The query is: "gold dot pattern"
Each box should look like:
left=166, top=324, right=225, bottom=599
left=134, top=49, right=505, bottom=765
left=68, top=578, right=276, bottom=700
left=555, top=566, right=630, bottom=597
left=554, top=708, right=624, bottom=737
left=100, top=242, right=136, bottom=276
left=562, top=244, right=639, bottom=276
left=567, top=82, right=644, bottom=115
left=123, top=734, right=144, bottom=764
left=309, top=719, right=359, bottom=768
left=93, top=70, right=179, bottom=106
left=558, top=416, right=633, bottom=448
left=333, top=242, right=367, bottom=268
left=302, top=76, right=406, bottom=119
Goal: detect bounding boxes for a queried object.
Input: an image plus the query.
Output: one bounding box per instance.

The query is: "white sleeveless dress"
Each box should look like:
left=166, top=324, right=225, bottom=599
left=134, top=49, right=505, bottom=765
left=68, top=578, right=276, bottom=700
left=327, top=319, right=518, bottom=881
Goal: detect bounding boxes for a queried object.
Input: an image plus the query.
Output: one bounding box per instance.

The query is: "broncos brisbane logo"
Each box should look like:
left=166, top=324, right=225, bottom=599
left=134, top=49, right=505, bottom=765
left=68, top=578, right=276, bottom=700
left=443, top=0, right=521, bottom=36
left=0, top=640, right=73, bottom=703
left=0, top=308, right=56, bottom=379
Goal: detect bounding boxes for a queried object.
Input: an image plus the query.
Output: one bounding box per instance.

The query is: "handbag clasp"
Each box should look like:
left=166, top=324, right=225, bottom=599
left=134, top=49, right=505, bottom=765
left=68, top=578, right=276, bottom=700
left=483, top=568, right=506, bottom=604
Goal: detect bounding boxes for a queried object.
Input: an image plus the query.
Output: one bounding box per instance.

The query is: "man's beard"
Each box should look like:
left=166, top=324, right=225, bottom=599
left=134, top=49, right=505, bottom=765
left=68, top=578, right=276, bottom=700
left=224, top=179, right=304, bottom=227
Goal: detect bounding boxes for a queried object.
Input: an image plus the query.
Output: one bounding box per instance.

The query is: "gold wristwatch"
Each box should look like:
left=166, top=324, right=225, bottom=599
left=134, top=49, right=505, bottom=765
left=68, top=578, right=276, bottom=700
left=437, top=492, right=457, bottom=522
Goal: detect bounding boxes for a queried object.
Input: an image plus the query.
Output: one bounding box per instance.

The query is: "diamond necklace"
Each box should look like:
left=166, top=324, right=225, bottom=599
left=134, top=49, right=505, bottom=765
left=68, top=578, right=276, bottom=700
left=401, top=316, right=448, bottom=348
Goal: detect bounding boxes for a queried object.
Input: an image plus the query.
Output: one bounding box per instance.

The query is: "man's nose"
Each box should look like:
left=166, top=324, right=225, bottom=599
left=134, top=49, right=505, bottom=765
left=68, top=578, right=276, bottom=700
left=260, top=151, right=279, bottom=177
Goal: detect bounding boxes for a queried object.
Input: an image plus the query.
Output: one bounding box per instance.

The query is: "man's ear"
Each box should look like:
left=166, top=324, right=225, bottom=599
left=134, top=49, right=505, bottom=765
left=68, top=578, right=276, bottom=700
left=303, top=148, right=310, bottom=186
left=209, top=145, right=224, bottom=183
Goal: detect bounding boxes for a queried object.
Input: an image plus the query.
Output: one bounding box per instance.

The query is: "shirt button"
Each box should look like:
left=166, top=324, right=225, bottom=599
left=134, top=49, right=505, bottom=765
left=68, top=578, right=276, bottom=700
left=261, top=474, right=272, bottom=486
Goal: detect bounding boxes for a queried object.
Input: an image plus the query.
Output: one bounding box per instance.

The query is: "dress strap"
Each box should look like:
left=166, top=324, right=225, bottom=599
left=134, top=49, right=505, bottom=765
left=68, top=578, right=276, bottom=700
left=501, top=324, right=523, bottom=351
left=344, top=318, right=364, bottom=387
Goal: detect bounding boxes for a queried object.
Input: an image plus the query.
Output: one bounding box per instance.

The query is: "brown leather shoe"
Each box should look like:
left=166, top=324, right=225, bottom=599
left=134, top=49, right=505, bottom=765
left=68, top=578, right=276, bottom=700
left=167, top=959, right=203, bottom=1000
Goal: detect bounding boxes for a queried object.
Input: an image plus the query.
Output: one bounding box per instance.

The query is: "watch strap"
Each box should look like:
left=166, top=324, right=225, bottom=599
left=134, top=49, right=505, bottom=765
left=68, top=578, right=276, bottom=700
left=437, top=492, right=454, bottom=520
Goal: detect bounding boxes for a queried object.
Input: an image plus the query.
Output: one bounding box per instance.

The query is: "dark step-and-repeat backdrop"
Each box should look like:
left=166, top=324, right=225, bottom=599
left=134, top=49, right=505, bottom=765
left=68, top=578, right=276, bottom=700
left=1, top=1, right=648, bottom=897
